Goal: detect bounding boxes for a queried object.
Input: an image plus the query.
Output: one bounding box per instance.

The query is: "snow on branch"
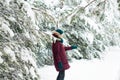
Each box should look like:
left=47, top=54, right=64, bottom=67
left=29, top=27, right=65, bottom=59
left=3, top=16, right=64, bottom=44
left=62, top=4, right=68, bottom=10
left=32, top=7, right=57, bottom=25
left=59, top=0, right=97, bottom=24
left=84, top=0, right=96, bottom=9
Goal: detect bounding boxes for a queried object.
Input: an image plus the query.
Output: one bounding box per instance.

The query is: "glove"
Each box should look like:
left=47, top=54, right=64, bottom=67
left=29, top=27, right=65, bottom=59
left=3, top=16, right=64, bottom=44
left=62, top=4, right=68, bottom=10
left=71, top=45, right=77, bottom=49
left=58, top=62, right=63, bottom=70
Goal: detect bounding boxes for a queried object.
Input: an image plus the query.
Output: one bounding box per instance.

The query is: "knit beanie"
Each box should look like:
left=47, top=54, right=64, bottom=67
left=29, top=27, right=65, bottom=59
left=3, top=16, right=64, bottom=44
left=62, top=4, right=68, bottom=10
left=56, top=29, right=63, bottom=34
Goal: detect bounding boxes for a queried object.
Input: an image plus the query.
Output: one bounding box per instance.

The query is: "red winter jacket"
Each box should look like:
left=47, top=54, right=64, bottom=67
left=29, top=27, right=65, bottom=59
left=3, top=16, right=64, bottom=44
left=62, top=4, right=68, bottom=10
left=52, top=40, right=72, bottom=71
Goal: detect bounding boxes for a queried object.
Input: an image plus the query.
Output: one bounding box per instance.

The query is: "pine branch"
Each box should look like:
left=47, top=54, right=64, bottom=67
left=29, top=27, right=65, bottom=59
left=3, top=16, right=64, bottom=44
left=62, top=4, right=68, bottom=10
left=59, top=0, right=97, bottom=24
left=102, top=0, right=107, bottom=13
left=32, top=7, right=57, bottom=25
left=84, top=0, right=96, bottom=9
left=0, top=41, right=25, bottom=46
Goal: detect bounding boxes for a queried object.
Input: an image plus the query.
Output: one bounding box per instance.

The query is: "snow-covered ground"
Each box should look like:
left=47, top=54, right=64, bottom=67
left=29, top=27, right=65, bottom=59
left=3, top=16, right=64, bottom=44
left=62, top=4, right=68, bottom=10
left=39, top=46, right=120, bottom=80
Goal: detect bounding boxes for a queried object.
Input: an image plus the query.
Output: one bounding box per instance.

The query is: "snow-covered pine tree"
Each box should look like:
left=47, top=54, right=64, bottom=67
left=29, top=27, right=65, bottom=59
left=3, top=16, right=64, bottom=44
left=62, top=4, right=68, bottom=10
left=0, top=0, right=120, bottom=80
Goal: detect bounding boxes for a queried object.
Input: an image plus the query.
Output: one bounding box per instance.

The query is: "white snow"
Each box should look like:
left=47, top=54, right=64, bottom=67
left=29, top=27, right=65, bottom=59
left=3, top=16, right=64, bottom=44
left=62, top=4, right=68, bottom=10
left=22, top=1, right=36, bottom=26
left=4, top=0, right=11, bottom=6
left=1, top=22, right=14, bottom=38
left=30, top=67, right=37, bottom=78
left=39, top=46, right=120, bottom=80
left=20, top=48, right=36, bottom=66
left=44, top=0, right=59, bottom=7
left=84, top=32, right=94, bottom=44
left=4, top=46, right=16, bottom=61
left=0, top=52, right=3, bottom=64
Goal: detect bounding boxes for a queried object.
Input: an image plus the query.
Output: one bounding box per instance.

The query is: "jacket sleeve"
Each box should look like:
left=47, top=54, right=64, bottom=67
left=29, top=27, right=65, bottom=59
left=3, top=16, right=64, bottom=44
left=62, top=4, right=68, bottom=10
left=64, top=46, right=72, bottom=51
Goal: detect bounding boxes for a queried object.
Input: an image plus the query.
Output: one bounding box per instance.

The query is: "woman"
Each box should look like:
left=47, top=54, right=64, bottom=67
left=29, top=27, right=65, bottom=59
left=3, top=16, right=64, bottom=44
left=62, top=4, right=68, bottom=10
left=52, top=29, right=77, bottom=80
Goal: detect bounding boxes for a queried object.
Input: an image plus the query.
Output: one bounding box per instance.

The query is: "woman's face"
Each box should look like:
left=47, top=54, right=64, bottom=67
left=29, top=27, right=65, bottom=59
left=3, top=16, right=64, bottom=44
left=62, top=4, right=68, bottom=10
left=53, top=31, right=63, bottom=39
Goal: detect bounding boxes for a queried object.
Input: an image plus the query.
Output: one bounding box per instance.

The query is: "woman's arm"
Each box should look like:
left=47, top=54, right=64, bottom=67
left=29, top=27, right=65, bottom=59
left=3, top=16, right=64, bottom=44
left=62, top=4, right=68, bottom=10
left=64, top=46, right=72, bottom=51
left=64, top=45, right=77, bottom=51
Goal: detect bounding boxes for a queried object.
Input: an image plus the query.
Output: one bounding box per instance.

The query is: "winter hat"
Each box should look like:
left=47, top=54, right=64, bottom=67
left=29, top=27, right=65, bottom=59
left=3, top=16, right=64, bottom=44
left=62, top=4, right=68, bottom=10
left=56, top=29, right=63, bottom=34
left=52, top=29, right=63, bottom=38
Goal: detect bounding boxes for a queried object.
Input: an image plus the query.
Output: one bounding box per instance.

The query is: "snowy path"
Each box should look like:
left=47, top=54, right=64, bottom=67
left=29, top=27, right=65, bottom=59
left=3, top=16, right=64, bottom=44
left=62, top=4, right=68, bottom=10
left=39, top=47, right=120, bottom=80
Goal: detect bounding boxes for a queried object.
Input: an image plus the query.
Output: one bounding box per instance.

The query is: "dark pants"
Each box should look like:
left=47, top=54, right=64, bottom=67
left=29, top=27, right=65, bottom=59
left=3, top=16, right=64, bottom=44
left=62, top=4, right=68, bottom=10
left=57, top=70, right=65, bottom=80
